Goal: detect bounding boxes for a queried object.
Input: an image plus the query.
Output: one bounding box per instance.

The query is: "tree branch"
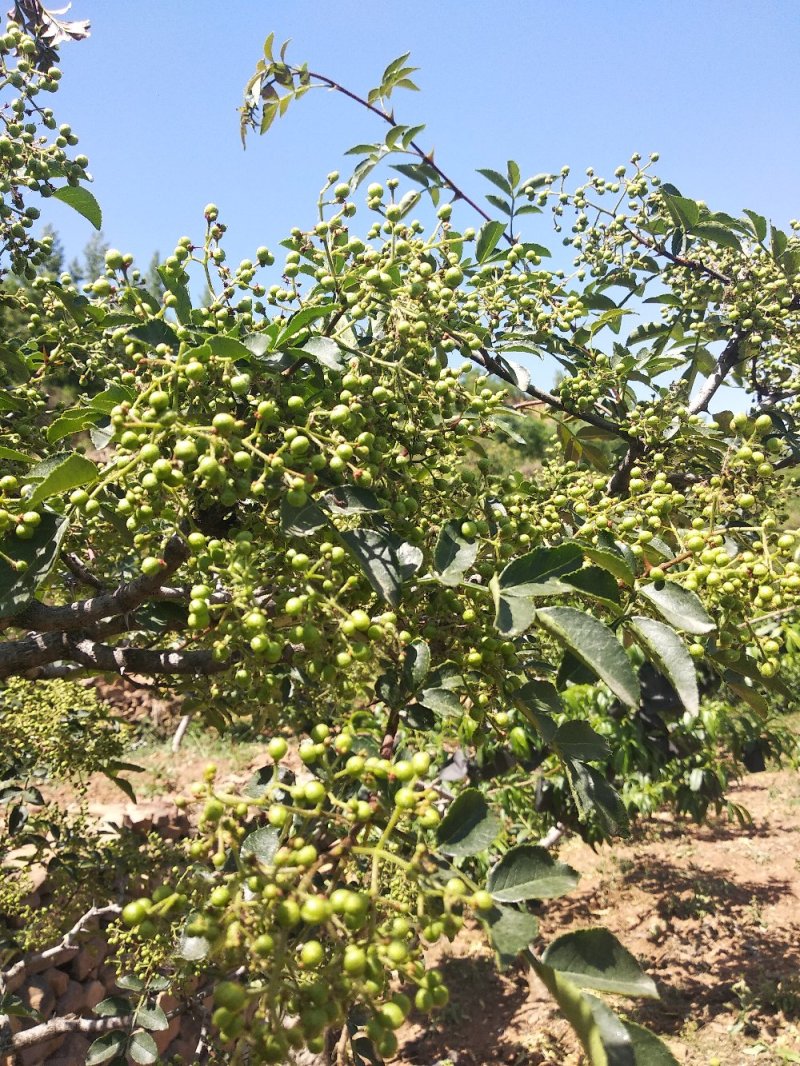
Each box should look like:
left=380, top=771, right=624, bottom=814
left=472, top=347, right=630, bottom=440
left=1, top=906, right=121, bottom=995
left=7, top=534, right=191, bottom=632
left=0, top=630, right=228, bottom=681
left=688, top=332, right=745, bottom=415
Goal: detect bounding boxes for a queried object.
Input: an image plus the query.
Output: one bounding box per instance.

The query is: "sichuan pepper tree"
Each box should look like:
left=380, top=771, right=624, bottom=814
left=2, top=9, right=800, bottom=1065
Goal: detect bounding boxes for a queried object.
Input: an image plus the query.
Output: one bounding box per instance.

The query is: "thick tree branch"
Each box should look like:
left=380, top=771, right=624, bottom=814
left=688, top=332, right=745, bottom=415
left=0, top=630, right=228, bottom=680
left=7, top=534, right=190, bottom=632
left=1, top=906, right=120, bottom=995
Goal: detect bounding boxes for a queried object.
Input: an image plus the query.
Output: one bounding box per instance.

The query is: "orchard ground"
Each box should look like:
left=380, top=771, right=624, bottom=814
left=66, top=692, right=800, bottom=1066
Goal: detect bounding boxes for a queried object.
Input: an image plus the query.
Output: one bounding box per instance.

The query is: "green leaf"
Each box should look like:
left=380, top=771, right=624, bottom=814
left=127, top=320, right=179, bottom=351
left=418, top=685, right=463, bottom=716
left=116, top=975, right=144, bottom=993
left=541, top=928, right=658, bottom=998
left=436, top=788, right=501, bottom=857
left=28, top=453, right=97, bottom=507
left=52, top=184, right=102, bottom=229
left=488, top=844, right=579, bottom=902
left=128, top=1030, right=159, bottom=1065
left=638, top=581, right=715, bottom=635
left=240, top=826, right=280, bottom=865
left=302, top=335, right=344, bottom=371
left=0, top=511, right=69, bottom=620
left=0, top=445, right=34, bottom=463
left=662, top=194, right=700, bottom=231
left=743, top=209, right=767, bottom=243
left=477, top=167, right=512, bottom=195
left=493, top=544, right=584, bottom=637
left=134, top=1006, right=169, bottom=1031
left=536, top=606, right=640, bottom=708
left=402, top=639, right=430, bottom=691
left=280, top=495, right=327, bottom=537
left=627, top=616, right=699, bottom=715
left=564, top=566, right=621, bottom=607
left=513, top=680, right=560, bottom=742
left=207, top=334, right=252, bottom=360
left=340, top=529, right=402, bottom=607
left=566, top=759, right=629, bottom=834
left=484, top=905, right=539, bottom=969
left=553, top=720, right=610, bottom=762
left=321, top=485, right=381, bottom=514
left=157, top=267, right=192, bottom=324
left=433, top=520, right=478, bottom=586
left=476, top=220, right=506, bottom=263
left=580, top=543, right=635, bottom=586
left=86, top=1032, right=127, bottom=1065
left=691, top=222, right=741, bottom=251
left=93, top=996, right=132, bottom=1017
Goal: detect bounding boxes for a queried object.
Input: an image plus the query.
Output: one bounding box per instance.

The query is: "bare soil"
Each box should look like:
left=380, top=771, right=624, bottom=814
left=396, top=769, right=800, bottom=1066
left=76, top=713, right=800, bottom=1066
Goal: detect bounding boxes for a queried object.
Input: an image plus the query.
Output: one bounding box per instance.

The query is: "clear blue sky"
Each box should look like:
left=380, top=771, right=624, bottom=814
left=48, top=0, right=800, bottom=273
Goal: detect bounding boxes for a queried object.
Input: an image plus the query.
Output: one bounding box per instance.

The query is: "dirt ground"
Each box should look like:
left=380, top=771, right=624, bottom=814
left=396, top=769, right=800, bottom=1066
left=77, top=715, right=800, bottom=1066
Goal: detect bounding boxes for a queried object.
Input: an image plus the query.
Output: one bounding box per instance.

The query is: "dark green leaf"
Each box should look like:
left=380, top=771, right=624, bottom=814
left=553, top=720, right=610, bottom=762
left=433, top=520, right=478, bottom=586
left=484, top=905, right=539, bottom=969
left=240, top=826, right=280, bottom=865
left=28, top=453, right=97, bottom=507
left=638, top=581, right=714, bottom=635
left=541, top=928, right=658, bottom=998
left=207, top=335, right=252, bottom=360
left=280, top=495, right=327, bottom=537
left=536, top=607, right=640, bottom=708
left=567, top=760, right=629, bottom=834
left=321, top=485, right=382, bottom=514
left=436, top=788, right=501, bottom=857
left=116, top=975, right=144, bottom=992
left=86, top=1032, right=127, bottom=1065
left=341, top=529, right=402, bottom=607
left=627, top=616, right=699, bottom=715
left=0, top=511, right=69, bottom=619
left=127, top=320, right=179, bottom=351
left=564, top=566, right=621, bottom=607
left=580, top=543, right=635, bottom=586
left=493, top=544, right=584, bottom=637
left=476, top=220, right=506, bottom=263
left=52, top=184, right=102, bottom=229
left=128, top=1030, right=159, bottom=1065
left=93, top=997, right=131, bottom=1018
left=488, top=844, right=579, bottom=902
left=157, top=267, right=192, bottom=324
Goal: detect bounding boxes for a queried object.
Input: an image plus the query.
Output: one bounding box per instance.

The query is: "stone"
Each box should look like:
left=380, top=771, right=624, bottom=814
left=47, top=1033, right=90, bottom=1065
left=56, top=979, right=87, bottom=1016
left=69, top=937, right=107, bottom=981
left=42, top=967, right=69, bottom=997
left=21, top=976, right=55, bottom=1018
left=84, top=979, right=107, bottom=1010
